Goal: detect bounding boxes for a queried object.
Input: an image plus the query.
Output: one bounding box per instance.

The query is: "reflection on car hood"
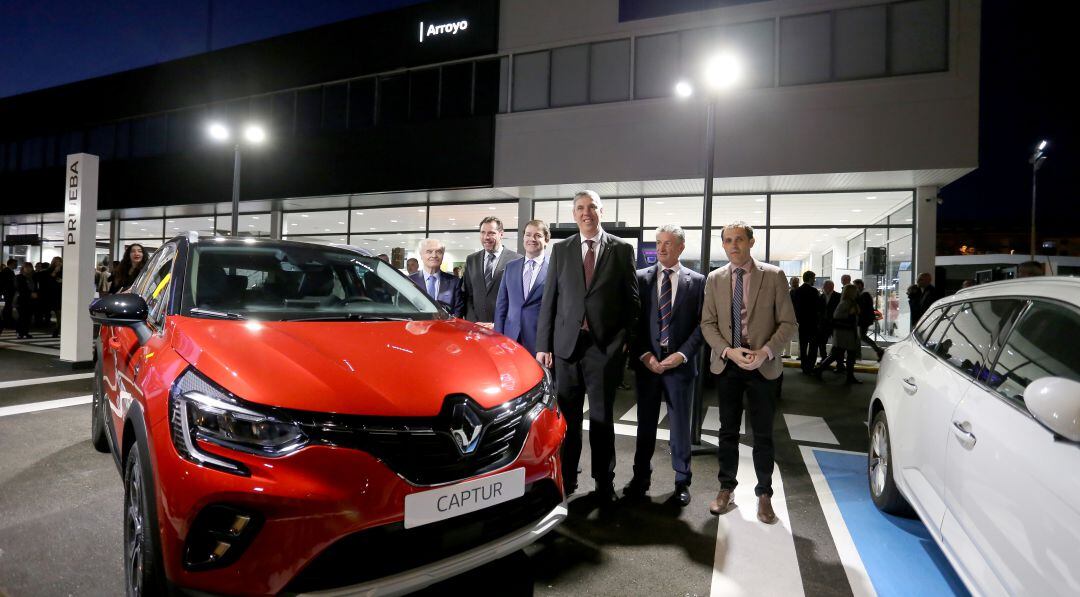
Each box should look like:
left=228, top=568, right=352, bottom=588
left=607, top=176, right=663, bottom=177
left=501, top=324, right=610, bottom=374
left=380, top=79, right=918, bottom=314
left=171, top=317, right=543, bottom=417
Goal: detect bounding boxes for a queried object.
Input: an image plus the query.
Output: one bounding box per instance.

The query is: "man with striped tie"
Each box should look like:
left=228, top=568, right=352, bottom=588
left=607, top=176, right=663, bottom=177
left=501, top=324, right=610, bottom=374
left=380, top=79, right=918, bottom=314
left=625, top=225, right=705, bottom=507
left=700, top=221, right=796, bottom=524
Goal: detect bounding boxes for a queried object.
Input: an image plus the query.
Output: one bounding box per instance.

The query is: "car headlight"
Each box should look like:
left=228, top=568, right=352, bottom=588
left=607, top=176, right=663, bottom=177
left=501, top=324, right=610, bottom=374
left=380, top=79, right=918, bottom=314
left=527, top=367, right=558, bottom=420
left=169, top=368, right=307, bottom=476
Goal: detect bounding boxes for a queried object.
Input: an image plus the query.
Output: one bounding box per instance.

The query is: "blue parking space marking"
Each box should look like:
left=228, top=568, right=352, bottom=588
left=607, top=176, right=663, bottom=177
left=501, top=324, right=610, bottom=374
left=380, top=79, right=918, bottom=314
left=813, top=449, right=969, bottom=597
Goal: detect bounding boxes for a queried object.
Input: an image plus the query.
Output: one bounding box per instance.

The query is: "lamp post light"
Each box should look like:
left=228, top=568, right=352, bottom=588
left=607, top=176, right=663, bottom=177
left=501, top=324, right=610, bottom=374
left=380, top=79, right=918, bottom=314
left=675, top=51, right=742, bottom=446
left=1028, top=139, right=1048, bottom=260
left=207, top=122, right=267, bottom=235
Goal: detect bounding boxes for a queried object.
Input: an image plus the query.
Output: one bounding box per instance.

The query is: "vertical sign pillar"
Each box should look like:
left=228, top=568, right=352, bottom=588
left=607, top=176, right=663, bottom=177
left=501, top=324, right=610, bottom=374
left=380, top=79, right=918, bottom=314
left=60, top=153, right=98, bottom=365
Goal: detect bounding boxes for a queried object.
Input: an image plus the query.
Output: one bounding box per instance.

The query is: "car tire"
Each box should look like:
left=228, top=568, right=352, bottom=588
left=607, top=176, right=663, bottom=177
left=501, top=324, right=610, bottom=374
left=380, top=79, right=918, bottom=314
left=868, top=410, right=911, bottom=515
left=91, top=358, right=110, bottom=453
left=124, top=446, right=165, bottom=597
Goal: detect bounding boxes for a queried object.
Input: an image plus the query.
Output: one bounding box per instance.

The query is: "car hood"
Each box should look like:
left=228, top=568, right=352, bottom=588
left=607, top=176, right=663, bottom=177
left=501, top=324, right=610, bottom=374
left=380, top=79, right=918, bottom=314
left=170, top=317, right=544, bottom=417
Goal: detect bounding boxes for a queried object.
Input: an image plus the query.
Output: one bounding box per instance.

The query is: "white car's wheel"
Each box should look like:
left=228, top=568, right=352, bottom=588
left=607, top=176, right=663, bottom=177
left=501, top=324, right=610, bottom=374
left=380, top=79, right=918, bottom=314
left=868, top=410, right=910, bottom=515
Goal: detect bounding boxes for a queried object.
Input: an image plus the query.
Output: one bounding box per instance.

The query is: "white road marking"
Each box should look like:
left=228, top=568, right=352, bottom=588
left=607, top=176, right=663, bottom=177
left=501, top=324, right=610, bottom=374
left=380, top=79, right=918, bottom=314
left=0, top=340, right=60, bottom=356
left=784, top=414, right=839, bottom=445
left=0, top=373, right=94, bottom=390
left=658, top=402, right=668, bottom=424
left=703, top=406, right=720, bottom=431
left=799, top=446, right=876, bottom=597
left=0, top=394, right=93, bottom=418
left=708, top=442, right=804, bottom=597
left=621, top=404, right=638, bottom=422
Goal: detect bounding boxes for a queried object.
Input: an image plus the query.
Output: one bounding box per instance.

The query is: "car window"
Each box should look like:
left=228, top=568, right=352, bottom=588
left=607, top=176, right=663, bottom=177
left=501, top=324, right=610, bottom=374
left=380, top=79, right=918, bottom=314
left=139, top=244, right=177, bottom=329
left=913, top=305, right=946, bottom=344
left=186, top=244, right=442, bottom=321
left=922, top=304, right=956, bottom=353
left=129, top=246, right=166, bottom=297
left=988, top=301, right=1080, bottom=403
left=932, top=302, right=996, bottom=379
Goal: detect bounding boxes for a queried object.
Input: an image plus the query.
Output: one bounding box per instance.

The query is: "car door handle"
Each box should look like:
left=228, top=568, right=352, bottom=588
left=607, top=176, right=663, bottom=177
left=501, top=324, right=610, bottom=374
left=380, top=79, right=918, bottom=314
left=901, top=377, right=918, bottom=394
left=952, top=421, right=977, bottom=448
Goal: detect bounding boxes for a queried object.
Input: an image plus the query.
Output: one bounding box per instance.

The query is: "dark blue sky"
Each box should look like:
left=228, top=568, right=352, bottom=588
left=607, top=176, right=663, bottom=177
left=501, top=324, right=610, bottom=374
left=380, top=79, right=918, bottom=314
left=0, top=0, right=422, bottom=98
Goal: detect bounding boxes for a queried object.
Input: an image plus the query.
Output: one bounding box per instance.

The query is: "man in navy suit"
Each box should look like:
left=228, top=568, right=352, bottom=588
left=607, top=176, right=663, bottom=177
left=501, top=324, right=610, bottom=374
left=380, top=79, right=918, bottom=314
left=494, top=219, right=550, bottom=355
left=408, top=238, right=464, bottom=317
left=625, top=225, right=706, bottom=507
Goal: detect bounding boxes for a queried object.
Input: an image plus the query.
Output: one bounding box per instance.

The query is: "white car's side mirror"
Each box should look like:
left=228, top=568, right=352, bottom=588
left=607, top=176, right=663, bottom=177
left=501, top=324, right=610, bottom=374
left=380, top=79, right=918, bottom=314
left=1025, top=377, right=1080, bottom=442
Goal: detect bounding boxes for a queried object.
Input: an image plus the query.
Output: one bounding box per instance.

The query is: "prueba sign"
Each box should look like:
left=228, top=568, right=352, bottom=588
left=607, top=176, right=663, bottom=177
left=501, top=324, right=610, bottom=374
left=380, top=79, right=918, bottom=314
left=418, top=19, right=468, bottom=42
left=66, top=160, right=81, bottom=245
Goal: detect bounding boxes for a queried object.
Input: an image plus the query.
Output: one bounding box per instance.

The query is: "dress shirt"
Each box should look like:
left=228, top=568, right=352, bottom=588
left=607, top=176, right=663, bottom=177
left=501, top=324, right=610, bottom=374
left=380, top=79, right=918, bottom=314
left=641, top=262, right=687, bottom=366
left=522, top=252, right=546, bottom=295
left=579, top=230, right=604, bottom=263
left=724, top=259, right=774, bottom=361
left=423, top=270, right=441, bottom=298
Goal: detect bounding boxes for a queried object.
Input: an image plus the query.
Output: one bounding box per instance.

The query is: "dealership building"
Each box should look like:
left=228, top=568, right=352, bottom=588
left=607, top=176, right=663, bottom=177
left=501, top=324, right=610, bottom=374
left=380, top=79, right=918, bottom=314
left=0, top=0, right=978, bottom=339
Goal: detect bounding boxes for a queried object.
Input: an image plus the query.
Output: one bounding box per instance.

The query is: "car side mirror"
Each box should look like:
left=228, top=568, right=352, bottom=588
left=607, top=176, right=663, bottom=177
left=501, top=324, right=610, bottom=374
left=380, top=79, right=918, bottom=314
left=89, top=294, right=153, bottom=346
left=1025, top=377, right=1080, bottom=442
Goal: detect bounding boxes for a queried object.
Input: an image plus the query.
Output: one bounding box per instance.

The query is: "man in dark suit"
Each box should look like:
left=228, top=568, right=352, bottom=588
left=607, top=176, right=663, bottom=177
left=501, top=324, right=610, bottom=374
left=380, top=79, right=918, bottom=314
left=408, top=238, right=464, bottom=317
left=816, top=280, right=840, bottom=365
left=700, top=222, right=797, bottom=524
left=461, top=216, right=520, bottom=328
left=625, top=225, right=705, bottom=507
left=494, top=219, right=550, bottom=355
left=0, top=258, right=16, bottom=335
left=854, top=279, right=884, bottom=359
left=536, top=190, right=640, bottom=502
left=906, top=272, right=939, bottom=327
left=791, top=270, right=821, bottom=373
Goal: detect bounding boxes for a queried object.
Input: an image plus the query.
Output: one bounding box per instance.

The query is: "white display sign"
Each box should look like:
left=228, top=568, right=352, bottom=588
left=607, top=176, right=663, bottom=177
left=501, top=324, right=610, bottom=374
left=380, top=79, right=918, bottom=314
left=60, top=153, right=98, bottom=364
left=418, top=19, right=468, bottom=42
left=403, top=467, right=525, bottom=529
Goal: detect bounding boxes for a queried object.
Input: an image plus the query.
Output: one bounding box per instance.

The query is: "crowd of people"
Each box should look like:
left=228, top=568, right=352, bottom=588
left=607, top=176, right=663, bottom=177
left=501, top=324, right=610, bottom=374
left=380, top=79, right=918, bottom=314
left=0, top=242, right=147, bottom=339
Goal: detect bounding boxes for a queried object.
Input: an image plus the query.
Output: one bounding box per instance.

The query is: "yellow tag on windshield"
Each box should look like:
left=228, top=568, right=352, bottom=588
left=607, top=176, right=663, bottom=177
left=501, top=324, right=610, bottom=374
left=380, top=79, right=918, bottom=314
left=152, top=273, right=172, bottom=300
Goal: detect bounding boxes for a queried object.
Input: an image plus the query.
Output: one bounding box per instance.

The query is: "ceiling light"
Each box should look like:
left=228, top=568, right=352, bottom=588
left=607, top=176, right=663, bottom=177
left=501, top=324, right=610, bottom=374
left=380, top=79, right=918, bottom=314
left=851, top=209, right=862, bottom=213
left=867, top=196, right=877, bottom=200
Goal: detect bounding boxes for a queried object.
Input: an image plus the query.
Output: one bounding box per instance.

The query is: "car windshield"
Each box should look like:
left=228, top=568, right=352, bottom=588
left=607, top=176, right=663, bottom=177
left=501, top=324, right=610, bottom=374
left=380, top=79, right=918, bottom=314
left=183, top=243, right=443, bottom=322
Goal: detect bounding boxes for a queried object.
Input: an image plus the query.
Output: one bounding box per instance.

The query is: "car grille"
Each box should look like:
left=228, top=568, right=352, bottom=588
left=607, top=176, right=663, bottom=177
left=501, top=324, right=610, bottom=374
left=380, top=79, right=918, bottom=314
left=283, top=382, right=547, bottom=486
left=284, top=480, right=561, bottom=593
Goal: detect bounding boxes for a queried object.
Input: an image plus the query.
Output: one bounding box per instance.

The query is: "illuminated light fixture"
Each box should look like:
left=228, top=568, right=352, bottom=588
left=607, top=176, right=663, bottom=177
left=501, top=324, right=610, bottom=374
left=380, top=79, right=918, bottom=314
left=674, top=81, right=693, bottom=98
left=703, top=52, right=742, bottom=91
left=208, top=122, right=229, bottom=141
left=243, top=125, right=266, bottom=144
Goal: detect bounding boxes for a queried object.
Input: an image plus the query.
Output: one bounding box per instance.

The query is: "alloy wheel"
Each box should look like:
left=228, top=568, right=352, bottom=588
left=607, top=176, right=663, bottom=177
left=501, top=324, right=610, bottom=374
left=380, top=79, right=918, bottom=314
left=869, top=420, right=889, bottom=498
left=125, top=458, right=145, bottom=597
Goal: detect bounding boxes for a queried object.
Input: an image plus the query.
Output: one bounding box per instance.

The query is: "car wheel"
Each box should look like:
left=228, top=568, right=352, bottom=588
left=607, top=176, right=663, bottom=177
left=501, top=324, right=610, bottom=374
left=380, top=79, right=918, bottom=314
left=124, top=446, right=165, bottom=597
left=868, top=410, right=910, bottom=515
left=91, top=358, right=110, bottom=453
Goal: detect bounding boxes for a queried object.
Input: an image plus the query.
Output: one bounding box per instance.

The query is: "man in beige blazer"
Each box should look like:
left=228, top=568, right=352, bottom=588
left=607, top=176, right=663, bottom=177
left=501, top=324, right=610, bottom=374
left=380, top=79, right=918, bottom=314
left=700, top=221, right=796, bottom=524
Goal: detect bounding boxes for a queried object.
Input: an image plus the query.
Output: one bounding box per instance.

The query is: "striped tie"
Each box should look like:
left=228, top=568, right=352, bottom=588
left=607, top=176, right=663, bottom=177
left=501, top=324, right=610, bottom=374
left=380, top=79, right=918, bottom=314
left=732, top=268, right=744, bottom=349
left=659, top=269, right=673, bottom=346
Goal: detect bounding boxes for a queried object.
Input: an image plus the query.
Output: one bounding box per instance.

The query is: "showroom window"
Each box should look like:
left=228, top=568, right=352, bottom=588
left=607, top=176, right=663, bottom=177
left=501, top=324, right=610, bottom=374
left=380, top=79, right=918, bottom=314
left=429, top=203, right=518, bottom=232
left=590, top=39, right=631, bottom=103
left=120, top=218, right=165, bottom=241
left=348, top=78, right=376, bottom=129
left=834, top=5, right=887, bottom=80
left=283, top=211, right=348, bottom=236
left=352, top=206, right=427, bottom=233
left=990, top=301, right=1080, bottom=404
left=550, top=44, right=589, bottom=107
left=889, top=0, right=949, bottom=75
left=780, top=13, right=831, bottom=86
left=634, top=32, right=680, bottom=99
left=512, top=51, right=550, bottom=111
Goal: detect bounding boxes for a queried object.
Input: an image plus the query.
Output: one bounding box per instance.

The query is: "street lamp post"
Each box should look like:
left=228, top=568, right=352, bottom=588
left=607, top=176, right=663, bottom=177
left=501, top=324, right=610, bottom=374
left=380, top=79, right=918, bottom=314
left=1028, top=140, right=1048, bottom=260
left=675, top=52, right=742, bottom=445
left=208, top=122, right=267, bottom=235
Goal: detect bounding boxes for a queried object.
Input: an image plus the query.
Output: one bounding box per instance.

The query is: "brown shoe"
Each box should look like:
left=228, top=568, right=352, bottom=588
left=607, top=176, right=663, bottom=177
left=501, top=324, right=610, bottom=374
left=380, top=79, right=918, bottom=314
left=708, top=489, right=735, bottom=515
left=757, top=495, right=778, bottom=525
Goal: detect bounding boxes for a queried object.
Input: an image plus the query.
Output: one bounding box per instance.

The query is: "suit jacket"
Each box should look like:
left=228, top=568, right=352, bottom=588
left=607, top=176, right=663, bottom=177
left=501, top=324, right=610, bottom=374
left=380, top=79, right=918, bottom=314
left=632, top=265, right=706, bottom=378
left=700, top=260, right=797, bottom=381
left=462, top=247, right=521, bottom=323
left=409, top=271, right=464, bottom=317
left=791, top=284, right=821, bottom=327
left=536, top=232, right=640, bottom=359
left=494, top=256, right=548, bottom=355
left=819, top=291, right=841, bottom=333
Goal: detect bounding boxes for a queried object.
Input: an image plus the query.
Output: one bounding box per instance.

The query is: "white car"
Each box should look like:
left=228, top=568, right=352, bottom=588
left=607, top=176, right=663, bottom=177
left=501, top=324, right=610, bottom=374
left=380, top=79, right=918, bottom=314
left=867, top=277, right=1080, bottom=596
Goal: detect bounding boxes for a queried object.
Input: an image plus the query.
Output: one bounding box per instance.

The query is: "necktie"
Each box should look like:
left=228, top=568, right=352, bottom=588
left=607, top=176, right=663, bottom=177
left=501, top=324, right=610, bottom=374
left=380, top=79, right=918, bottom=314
left=732, top=268, right=744, bottom=348
left=583, top=240, right=596, bottom=288
left=659, top=268, right=673, bottom=346
left=484, top=252, right=495, bottom=287
left=426, top=274, right=437, bottom=299
left=523, top=259, right=535, bottom=295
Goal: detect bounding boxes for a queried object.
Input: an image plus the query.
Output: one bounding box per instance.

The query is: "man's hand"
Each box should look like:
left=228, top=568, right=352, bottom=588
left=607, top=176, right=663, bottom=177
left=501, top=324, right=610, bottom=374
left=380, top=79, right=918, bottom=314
left=476, top=322, right=495, bottom=329
left=659, top=353, right=686, bottom=370
left=536, top=352, right=553, bottom=368
left=642, top=353, right=665, bottom=375
left=738, top=348, right=770, bottom=371
left=726, top=347, right=754, bottom=367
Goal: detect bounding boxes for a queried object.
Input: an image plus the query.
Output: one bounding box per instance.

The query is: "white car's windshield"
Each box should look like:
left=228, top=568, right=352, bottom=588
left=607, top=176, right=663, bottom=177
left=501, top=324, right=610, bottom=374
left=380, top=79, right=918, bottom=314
left=183, top=243, right=442, bottom=322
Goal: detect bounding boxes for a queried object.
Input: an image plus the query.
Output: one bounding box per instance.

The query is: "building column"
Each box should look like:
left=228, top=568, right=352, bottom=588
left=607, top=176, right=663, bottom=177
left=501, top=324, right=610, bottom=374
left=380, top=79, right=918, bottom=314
left=109, top=211, right=121, bottom=261
left=270, top=202, right=282, bottom=240
left=516, top=195, right=533, bottom=254
left=914, top=185, right=939, bottom=279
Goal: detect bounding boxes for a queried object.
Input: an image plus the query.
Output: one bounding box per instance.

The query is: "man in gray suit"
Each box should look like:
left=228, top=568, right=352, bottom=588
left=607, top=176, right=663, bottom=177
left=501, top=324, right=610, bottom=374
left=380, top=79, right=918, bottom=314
left=701, top=221, right=797, bottom=524
left=536, top=190, right=640, bottom=502
left=461, top=216, right=520, bottom=328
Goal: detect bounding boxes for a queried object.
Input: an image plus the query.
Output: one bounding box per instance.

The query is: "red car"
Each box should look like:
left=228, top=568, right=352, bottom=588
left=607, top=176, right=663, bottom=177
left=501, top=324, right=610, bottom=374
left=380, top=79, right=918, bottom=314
left=89, top=235, right=566, bottom=595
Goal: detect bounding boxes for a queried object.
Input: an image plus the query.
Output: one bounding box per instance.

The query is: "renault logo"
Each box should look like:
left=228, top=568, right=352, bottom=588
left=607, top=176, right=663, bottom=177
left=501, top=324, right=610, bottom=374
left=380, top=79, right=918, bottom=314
left=450, top=403, right=483, bottom=455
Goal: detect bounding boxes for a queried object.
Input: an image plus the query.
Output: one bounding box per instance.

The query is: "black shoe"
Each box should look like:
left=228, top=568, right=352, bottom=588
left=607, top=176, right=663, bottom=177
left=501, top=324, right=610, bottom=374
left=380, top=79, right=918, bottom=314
left=595, top=484, right=619, bottom=505
left=622, top=479, right=649, bottom=501
left=674, top=484, right=691, bottom=507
